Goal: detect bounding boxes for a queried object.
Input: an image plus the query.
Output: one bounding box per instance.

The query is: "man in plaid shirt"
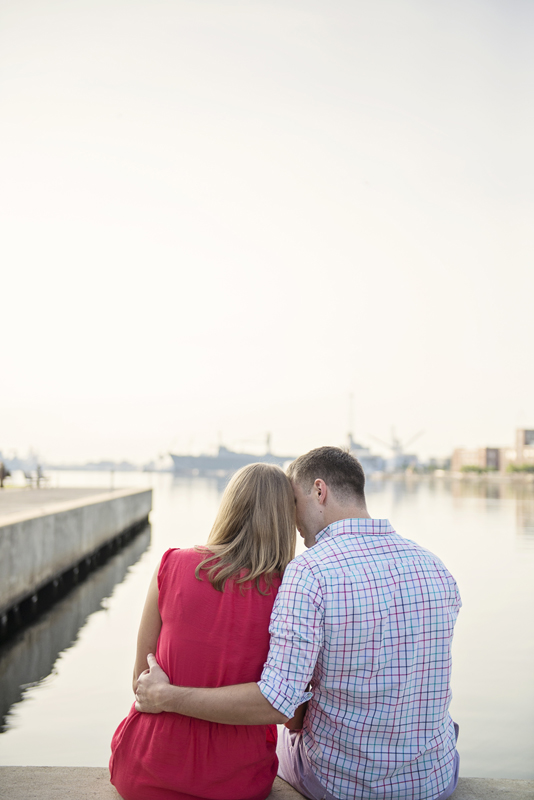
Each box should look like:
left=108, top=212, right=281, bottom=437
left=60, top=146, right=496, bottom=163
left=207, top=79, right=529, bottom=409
left=136, top=447, right=461, bottom=800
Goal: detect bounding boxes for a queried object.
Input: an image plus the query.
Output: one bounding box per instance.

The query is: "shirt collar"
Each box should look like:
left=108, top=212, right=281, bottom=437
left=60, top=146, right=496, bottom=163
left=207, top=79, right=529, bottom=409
left=316, top=517, right=395, bottom=544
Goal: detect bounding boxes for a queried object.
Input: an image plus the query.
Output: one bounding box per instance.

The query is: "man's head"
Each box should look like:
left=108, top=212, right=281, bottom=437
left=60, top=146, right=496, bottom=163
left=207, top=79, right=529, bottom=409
left=286, top=446, right=369, bottom=547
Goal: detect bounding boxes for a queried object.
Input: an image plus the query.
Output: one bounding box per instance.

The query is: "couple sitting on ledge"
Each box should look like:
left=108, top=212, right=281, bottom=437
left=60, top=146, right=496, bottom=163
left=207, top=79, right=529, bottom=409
left=109, top=446, right=461, bottom=800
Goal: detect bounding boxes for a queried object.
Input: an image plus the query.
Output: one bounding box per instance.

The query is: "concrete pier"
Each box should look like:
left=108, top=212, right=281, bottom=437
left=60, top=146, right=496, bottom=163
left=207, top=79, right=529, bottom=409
left=0, top=768, right=532, bottom=800
left=0, top=527, right=150, bottom=726
left=0, top=488, right=152, bottom=623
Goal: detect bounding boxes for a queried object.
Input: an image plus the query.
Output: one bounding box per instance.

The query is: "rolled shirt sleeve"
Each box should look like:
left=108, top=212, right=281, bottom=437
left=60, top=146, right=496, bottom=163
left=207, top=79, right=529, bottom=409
left=258, top=562, right=324, bottom=718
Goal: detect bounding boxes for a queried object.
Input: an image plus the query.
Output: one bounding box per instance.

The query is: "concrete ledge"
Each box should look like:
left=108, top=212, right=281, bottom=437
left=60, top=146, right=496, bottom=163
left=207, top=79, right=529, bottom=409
left=0, top=489, right=152, bottom=617
left=0, top=768, right=533, bottom=800
left=0, top=528, right=150, bottom=725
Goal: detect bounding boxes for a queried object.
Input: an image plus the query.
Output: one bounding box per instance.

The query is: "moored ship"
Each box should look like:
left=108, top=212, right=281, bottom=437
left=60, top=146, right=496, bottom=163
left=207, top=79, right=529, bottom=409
left=169, top=444, right=295, bottom=476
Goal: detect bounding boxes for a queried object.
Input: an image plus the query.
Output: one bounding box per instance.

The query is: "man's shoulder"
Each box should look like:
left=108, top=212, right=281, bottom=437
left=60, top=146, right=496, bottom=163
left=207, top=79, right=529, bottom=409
left=286, top=530, right=456, bottom=581
left=285, top=548, right=321, bottom=572
left=396, top=535, right=452, bottom=570
left=284, top=537, right=341, bottom=576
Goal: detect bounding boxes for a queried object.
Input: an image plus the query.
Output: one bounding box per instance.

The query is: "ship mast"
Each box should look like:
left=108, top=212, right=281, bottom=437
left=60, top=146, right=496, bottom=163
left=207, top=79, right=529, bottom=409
left=347, top=393, right=354, bottom=450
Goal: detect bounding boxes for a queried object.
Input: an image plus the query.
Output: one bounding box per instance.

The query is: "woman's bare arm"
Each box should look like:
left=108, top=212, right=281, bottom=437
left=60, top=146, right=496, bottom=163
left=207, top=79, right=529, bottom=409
left=132, top=562, right=162, bottom=693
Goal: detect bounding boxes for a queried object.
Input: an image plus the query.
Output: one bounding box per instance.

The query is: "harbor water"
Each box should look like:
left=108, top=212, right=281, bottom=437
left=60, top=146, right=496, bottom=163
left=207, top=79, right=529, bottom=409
left=0, top=470, right=533, bottom=779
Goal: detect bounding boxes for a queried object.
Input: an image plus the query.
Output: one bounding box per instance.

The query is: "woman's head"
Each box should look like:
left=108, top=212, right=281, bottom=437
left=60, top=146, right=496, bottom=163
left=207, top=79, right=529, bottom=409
left=196, top=462, right=296, bottom=592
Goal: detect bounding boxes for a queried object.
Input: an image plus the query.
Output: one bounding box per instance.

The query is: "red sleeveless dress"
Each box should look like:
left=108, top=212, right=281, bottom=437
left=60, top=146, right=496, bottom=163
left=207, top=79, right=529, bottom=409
left=110, top=548, right=280, bottom=800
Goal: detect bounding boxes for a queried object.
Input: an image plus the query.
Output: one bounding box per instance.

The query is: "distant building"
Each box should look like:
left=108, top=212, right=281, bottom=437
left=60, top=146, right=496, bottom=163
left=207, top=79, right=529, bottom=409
left=347, top=436, right=386, bottom=475
left=515, top=429, right=534, bottom=468
left=452, top=429, right=534, bottom=473
left=385, top=453, right=418, bottom=473
left=451, top=447, right=501, bottom=472
left=426, top=457, right=451, bottom=471
left=499, top=448, right=518, bottom=472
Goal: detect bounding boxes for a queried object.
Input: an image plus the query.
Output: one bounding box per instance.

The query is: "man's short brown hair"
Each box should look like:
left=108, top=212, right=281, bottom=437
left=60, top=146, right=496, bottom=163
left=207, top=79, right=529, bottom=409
left=287, top=446, right=366, bottom=501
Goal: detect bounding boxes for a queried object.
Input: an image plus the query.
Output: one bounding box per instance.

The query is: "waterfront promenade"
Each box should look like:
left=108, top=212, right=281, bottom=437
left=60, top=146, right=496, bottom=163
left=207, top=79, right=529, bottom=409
left=0, top=488, right=118, bottom=518
left=0, top=768, right=533, bottom=799
left=0, top=486, right=152, bottom=629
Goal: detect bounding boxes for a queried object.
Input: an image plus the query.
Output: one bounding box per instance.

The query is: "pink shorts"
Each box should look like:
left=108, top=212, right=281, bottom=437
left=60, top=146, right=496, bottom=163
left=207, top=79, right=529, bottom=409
left=276, top=724, right=460, bottom=800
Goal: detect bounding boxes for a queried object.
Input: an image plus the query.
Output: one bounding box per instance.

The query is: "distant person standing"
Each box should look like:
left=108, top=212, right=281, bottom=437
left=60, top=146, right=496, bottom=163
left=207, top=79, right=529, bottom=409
left=135, top=447, right=461, bottom=800
left=0, top=461, right=10, bottom=488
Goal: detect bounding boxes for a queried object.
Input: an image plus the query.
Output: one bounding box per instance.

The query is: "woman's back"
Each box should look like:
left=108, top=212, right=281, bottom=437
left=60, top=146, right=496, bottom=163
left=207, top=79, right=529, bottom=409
left=110, top=548, right=281, bottom=800
left=158, top=548, right=280, bottom=689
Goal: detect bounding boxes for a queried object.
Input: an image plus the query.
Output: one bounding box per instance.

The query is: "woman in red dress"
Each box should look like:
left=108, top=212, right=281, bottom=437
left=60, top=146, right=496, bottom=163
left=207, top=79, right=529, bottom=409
left=109, top=463, right=296, bottom=800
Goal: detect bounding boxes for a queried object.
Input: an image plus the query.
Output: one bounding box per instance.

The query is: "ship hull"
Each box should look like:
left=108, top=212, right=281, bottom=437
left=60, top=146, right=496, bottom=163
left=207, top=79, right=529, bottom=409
left=169, top=447, right=293, bottom=475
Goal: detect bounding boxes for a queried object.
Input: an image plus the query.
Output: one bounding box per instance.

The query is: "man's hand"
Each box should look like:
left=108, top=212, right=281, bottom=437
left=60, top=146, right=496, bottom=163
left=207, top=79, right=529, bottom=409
left=133, top=653, right=288, bottom=725
left=135, top=653, right=170, bottom=713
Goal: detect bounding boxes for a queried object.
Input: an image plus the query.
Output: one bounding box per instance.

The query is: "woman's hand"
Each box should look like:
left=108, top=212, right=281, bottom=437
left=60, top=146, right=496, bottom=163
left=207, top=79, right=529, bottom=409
left=285, top=683, right=311, bottom=730
left=285, top=700, right=308, bottom=731
left=134, top=653, right=170, bottom=714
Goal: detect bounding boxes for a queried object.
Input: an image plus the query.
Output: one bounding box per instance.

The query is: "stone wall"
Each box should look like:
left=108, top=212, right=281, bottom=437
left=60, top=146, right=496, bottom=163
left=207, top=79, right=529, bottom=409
left=0, top=489, right=152, bottom=617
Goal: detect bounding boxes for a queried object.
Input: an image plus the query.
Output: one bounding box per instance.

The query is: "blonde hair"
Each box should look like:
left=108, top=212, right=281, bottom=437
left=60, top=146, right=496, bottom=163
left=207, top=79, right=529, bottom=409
left=195, top=463, right=296, bottom=593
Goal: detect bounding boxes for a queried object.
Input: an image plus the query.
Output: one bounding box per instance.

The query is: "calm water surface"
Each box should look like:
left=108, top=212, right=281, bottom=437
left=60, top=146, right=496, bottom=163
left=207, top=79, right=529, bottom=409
left=0, top=471, right=533, bottom=779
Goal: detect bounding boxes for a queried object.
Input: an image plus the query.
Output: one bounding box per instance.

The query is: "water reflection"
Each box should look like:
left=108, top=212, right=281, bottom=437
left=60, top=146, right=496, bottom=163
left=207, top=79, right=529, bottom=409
left=367, top=476, right=534, bottom=547
left=516, top=492, right=534, bottom=548
left=0, top=525, right=150, bottom=731
left=171, top=473, right=230, bottom=495
left=446, top=479, right=534, bottom=545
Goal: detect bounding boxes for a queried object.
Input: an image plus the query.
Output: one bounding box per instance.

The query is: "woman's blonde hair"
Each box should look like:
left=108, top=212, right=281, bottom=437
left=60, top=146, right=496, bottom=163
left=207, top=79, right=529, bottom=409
left=195, top=463, right=296, bottom=593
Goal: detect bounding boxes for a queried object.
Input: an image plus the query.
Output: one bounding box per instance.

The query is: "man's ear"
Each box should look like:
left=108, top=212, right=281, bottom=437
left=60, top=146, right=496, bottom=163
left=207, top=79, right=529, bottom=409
left=314, top=479, right=328, bottom=505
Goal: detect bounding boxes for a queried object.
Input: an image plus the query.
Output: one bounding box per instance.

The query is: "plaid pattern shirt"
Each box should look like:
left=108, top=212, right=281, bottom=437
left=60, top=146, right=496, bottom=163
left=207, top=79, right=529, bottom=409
left=258, top=518, right=461, bottom=800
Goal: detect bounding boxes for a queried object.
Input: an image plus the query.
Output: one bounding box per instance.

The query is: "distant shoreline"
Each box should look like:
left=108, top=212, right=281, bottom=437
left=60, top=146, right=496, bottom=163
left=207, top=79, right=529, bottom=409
left=368, top=471, right=534, bottom=485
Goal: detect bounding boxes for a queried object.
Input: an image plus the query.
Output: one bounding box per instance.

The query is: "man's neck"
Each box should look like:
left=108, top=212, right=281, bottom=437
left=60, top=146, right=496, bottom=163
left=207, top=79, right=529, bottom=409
left=324, top=507, right=371, bottom=527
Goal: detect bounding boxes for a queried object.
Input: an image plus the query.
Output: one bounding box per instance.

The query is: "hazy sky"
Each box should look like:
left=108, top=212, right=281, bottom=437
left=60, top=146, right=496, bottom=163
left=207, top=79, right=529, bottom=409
left=1, top=0, right=533, bottom=464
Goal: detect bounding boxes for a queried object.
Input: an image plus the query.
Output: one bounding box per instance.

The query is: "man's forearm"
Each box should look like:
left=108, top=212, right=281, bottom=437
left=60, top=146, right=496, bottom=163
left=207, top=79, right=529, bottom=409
left=140, top=675, right=288, bottom=725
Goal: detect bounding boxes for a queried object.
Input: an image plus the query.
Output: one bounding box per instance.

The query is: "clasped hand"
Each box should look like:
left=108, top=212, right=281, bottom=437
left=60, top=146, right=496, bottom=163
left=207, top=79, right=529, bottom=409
left=134, top=653, right=170, bottom=713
